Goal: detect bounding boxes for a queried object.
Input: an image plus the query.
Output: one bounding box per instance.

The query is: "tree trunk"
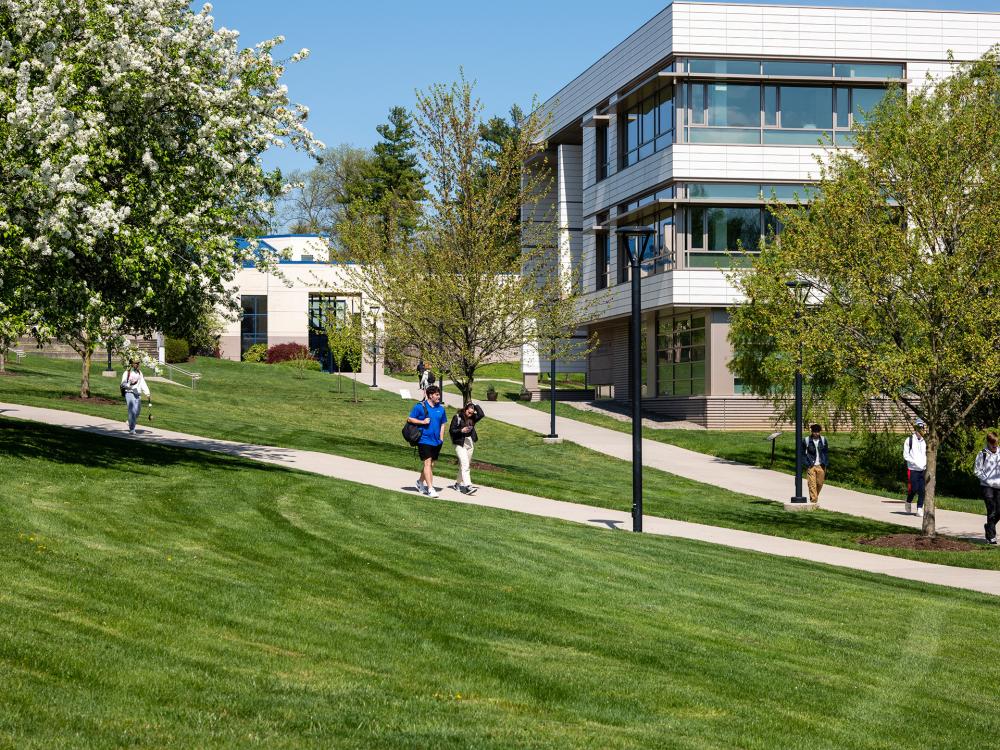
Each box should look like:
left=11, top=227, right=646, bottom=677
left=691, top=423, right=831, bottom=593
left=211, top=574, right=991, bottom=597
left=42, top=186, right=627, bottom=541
left=80, top=348, right=92, bottom=398
left=0, top=351, right=5, bottom=373
left=459, top=382, right=472, bottom=404
left=352, top=370, right=357, bottom=403
left=922, top=440, right=937, bottom=536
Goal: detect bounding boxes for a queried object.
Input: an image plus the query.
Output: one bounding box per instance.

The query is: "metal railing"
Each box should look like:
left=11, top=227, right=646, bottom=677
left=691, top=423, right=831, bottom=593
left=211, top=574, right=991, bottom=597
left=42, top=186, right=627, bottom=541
left=160, top=361, right=202, bottom=389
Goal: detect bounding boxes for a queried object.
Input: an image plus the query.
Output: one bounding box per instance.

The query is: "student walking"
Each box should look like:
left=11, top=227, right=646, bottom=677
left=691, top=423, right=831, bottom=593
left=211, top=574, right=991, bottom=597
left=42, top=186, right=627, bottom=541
left=449, top=402, right=485, bottom=495
left=801, top=423, right=829, bottom=506
left=407, top=385, right=447, bottom=498
left=903, top=419, right=928, bottom=516
left=120, top=359, right=151, bottom=435
left=416, top=359, right=426, bottom=390
left=973, top=431, right=1000, bottom=545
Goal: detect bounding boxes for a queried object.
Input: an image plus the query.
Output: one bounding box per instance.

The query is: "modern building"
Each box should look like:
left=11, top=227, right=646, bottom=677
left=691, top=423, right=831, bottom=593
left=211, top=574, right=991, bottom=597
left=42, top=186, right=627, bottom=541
left=528, top=2, right=1000, bottom=428
left=220, top=234, right=377, bottom=374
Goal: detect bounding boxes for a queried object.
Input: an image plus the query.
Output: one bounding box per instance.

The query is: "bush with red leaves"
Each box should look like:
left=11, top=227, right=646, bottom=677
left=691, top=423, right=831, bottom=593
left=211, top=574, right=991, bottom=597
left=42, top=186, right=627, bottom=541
left=266, top=343, right=311, bottom=364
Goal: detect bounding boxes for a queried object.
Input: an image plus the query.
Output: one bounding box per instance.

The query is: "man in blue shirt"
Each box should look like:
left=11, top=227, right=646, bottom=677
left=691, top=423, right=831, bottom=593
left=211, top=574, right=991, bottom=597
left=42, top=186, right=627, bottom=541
left=407, top=385, right=448, bottom=498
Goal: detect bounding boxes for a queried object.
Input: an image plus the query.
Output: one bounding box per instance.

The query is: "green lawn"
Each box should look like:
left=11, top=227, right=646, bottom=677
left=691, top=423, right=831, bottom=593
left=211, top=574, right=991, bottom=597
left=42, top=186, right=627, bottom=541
left=2, top=419, right=999, bottom=748
left=528, top=401, right=985, bottom=515
left=2, top=355, right=997, bottom=570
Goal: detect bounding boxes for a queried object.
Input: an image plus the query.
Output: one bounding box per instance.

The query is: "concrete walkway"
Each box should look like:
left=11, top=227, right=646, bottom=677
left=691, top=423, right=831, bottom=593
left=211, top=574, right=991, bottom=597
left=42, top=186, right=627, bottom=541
left=3, top=400, right=999, bottom=597
left=374, top=373, right=987, bottom=541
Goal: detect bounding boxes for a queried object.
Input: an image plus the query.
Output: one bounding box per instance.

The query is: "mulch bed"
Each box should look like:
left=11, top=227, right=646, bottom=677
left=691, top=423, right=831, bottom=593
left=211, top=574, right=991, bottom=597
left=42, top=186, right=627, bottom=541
left=0, top=370, right=18, bottom=376
left=442, top=456, right=504, bottom=473
left=859, top=533, right=982, bottom=552
left=62, top=395, right=119, bottom=406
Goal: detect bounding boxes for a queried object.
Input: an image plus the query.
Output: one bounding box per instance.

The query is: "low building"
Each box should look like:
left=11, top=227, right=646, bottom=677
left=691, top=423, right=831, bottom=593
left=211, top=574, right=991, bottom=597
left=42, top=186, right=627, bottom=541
left=526, top=1, right=1000, bottom=428
left=220, top=234, right=377, bottom=374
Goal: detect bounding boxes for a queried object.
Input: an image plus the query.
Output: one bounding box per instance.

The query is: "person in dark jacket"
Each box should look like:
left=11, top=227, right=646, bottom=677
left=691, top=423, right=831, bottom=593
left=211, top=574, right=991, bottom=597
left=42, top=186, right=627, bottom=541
left=801, top=423, right=829, bottom=506
left=449, top=401, right=485, bottom=495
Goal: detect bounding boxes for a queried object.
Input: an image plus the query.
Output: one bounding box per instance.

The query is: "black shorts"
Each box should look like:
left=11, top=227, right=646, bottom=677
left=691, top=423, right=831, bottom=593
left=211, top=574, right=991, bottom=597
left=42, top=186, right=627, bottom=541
left=418, top=443, right=442, bottom=461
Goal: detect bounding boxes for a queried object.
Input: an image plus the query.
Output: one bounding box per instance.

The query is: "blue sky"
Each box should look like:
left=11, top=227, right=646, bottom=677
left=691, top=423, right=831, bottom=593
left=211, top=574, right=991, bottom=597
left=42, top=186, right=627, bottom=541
left=207, top=0, right=1000, bottom=176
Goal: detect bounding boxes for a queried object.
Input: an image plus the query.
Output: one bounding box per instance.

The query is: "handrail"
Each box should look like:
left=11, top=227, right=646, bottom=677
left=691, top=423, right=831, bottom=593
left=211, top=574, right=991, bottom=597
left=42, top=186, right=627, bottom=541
left=160, top=361, right=202, bottom=390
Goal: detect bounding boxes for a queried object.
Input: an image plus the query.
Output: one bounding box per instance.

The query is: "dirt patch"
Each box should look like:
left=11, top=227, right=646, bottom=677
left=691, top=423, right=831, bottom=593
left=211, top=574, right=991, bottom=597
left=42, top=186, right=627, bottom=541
left=470, top=460, right=503, bottom=473
left=62, top=395, right=119, bottom=406
left=0, top=370, right=19, bottom=376
left=859, top=533, right=983, bottom=552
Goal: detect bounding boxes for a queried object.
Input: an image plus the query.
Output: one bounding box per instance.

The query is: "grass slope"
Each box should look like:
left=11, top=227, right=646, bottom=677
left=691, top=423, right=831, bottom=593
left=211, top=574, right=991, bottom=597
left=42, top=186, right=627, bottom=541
left=2, top=420, right=1000, bottom=748
left=1, top=356, right=996, bottom=570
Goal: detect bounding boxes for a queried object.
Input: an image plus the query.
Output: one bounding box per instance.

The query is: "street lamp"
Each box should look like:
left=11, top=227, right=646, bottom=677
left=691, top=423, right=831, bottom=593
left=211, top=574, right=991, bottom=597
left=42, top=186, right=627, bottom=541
left=546, top=344, right=558, bottom=440
left=370, top=305, right=380, bottom=389
left=785, top=279, right=813, bottom=505
left=618, top=225, right=656, bottom=532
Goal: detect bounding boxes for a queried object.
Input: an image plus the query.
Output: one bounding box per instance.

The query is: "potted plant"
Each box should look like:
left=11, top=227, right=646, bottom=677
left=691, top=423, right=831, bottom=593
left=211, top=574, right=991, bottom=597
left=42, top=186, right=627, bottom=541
left=519, top=386, right=532, bottom=402
left=486, top=385, right=498, bottom=402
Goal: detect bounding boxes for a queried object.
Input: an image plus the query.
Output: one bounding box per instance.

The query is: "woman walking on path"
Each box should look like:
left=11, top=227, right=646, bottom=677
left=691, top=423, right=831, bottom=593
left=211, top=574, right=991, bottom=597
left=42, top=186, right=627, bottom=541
left=449, top=401, right=485, bottom=495
left=120, top=359, right=151, bottom=435
left=407, top=385, right=447, bottom=498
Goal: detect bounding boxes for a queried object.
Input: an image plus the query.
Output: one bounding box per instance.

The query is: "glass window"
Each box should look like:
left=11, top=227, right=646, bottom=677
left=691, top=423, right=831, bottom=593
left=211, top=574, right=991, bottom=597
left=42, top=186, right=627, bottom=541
left=689, top=127, right=760, bottom=145
left=690, top=59, right=759, bottom=75
left=596, top=125, right=609, bottom=181
left=706, top=207, right=761, bottom=252
left=240, top=295, right=268, bottom=355
left=620, top=84, right=674, bottom=169
left=706, top=84, right=760, bottom=127
left=763, top=130, right=827, bottom=145
left=764, top=86, right=778, bottom=126
left=689, top=183, right=762, bottom=200
left=657, top=312, right=707, bottom=396
left=835, top=63, right=904, bottom=79
left=852, top=87, right=888, bottom=125
left=779, top=86, right=833, bottom=129
left=763, top=61, right=834, bottom=77
left=835, top=88, right=850, bottom=128
left=617, top=235, right=631, bottom=284
left=596, top=232, right=609, bottom=290
left=690, top=84, right=705, bottom=124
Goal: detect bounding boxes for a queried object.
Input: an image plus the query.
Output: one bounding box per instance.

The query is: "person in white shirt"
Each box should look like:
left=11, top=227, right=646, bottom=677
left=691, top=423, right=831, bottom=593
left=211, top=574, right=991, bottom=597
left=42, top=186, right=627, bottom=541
left=120, top=359, right=151, bottom=435
left=902, top=419, right=928, bottom=516
left=973, top=431, right=1000, bottom=545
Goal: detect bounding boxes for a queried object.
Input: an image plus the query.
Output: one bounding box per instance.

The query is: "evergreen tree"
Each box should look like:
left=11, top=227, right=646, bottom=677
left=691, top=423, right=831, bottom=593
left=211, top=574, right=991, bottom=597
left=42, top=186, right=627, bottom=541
left=368, top=106, right=426, bottom=232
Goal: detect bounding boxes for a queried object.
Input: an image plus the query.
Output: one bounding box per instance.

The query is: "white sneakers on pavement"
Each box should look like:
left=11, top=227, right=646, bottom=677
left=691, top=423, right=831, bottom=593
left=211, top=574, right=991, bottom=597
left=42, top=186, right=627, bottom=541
left=917, top=507, right=924, bottom=517
left=425, top=486, right=440, bottom=499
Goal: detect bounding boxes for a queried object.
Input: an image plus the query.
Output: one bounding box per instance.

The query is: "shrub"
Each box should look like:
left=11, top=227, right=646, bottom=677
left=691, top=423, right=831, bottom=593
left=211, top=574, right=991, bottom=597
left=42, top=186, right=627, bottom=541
left=276, top=356, right=322, bottom=372
left=242, top=343, right=267, bottom=363
left=266, top=342, right=310, bottom=364
left=164, top=337, right=190, bottom=363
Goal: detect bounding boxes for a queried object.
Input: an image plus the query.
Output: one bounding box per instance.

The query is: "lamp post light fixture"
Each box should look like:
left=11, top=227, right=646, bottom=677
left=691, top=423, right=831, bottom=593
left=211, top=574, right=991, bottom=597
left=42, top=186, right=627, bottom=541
left=617, top=224, right=657, bottom=532
left=370, top=306, right=380, bottom=389
left=546, top=345, right=558, bottom=440
left=785, top=279, right=813, bottom=506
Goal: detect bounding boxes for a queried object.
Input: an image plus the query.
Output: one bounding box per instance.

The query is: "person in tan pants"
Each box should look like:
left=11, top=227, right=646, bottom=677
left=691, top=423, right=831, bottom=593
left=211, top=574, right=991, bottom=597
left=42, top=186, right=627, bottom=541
left=801, top=424, right=829, bottom=506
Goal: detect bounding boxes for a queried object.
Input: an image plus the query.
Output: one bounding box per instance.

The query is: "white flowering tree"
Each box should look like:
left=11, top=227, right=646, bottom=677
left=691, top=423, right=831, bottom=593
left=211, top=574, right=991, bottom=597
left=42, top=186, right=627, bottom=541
left=0, top=0, right=321, bottom=397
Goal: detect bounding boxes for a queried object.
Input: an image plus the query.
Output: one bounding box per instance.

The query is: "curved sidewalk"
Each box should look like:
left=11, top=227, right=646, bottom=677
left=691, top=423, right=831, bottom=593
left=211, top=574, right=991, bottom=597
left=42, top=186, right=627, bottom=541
left=378, top=374, right=986, bottom=540
left=3, top=400, right=999, bottom=598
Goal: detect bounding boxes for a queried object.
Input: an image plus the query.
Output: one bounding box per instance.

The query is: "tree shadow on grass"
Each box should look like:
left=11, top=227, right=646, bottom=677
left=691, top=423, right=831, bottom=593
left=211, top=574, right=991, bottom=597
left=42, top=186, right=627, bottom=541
left=0, top=418, right=293, bottom=477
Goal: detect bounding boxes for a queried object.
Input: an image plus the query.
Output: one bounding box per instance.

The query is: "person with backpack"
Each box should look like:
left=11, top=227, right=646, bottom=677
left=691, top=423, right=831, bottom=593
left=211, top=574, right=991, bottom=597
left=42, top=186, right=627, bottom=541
left=973, top=431, right=1000, bottom=545
left=416, top=359, right=426, bottom=390
left=903, top=419, right=928, bottom=516
left=120, top=359, right=151, bottom=435
left=449, top=401, right=486, bottom=495
left=801, top=423, right=829, bottom=506
left=406, top=384, right=447, bottom=498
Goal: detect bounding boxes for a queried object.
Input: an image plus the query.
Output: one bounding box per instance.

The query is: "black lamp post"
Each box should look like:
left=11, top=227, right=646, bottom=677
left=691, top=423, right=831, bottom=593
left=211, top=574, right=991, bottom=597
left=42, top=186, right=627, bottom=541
left=618, top=225, right=656, bottom=532
left=370, top=306, right=380, bottom=389
left=785, top=279, right=813, bottom=505
left=546, top=344, right=558, bottom=439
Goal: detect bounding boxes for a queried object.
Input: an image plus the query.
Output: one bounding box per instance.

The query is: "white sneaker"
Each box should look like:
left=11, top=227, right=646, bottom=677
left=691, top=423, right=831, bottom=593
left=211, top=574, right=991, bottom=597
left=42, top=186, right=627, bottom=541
left=904, top=501, right=911, bottom=514
left=426, top=486, right=440, bottom=499
left=917, top=508, right=924, bottom=518
left=129, top=429, right=136, bottom=435
left=415, top=478, right=427, bottom=494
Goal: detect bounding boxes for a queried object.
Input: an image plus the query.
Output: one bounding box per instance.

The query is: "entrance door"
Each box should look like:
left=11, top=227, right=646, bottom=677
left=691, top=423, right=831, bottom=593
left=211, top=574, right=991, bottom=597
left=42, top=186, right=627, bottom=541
left=308, top=294, right=350, bottom=372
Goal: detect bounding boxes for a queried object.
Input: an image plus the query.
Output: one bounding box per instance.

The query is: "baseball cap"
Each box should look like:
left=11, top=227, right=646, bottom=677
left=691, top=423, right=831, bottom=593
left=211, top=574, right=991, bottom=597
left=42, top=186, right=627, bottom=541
left=914, top=419, right=926, bottom=428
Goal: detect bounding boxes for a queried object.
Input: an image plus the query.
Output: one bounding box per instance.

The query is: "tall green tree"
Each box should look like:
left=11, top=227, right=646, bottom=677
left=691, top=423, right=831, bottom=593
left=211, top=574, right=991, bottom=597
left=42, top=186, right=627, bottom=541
left=340, top=77, right=597, bottom=404
left=366, top=106, right=426, bottom=233
left=729, top=49, right=1000, bottom=536
left=479, top=104, right=525, bottom=252
left=0, top=0, right=320, bottom=397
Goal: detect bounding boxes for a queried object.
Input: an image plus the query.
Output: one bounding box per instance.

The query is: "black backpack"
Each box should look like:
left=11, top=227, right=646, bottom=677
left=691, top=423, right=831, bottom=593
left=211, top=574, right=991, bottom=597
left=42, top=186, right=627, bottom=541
left=402, top=402, right=429, bottom=446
